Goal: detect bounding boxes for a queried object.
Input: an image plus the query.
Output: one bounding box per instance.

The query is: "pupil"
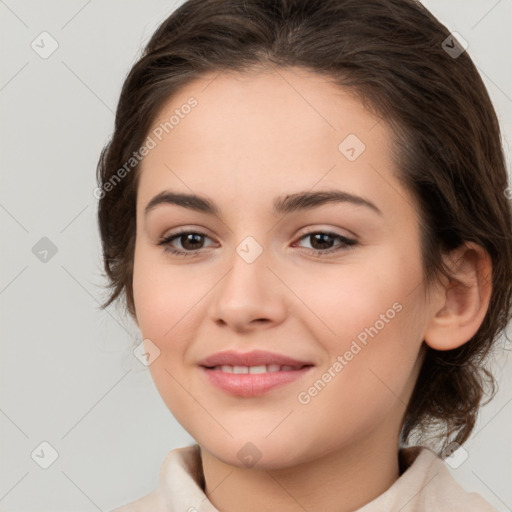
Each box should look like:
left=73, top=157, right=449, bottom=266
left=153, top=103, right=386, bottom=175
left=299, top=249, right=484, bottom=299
left=183, top=233, right=203, bottom=250
left=312, top=233, right=332, bottom=249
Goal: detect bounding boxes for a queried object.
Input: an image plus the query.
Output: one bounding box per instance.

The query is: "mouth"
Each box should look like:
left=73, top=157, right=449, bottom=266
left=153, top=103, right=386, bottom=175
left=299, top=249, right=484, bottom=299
left=203, top=364, right=311, bottom=373
left=199, top=363, right=314, bottom=397
left=197, top=349, right=315, bottom=397
left=197, top=349, right=313, bottom=368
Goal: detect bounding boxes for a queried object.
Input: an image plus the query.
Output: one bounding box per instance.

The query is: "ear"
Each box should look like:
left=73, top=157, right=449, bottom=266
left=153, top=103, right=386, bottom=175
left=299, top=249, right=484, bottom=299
left=424, top=242, right=492, bottom=351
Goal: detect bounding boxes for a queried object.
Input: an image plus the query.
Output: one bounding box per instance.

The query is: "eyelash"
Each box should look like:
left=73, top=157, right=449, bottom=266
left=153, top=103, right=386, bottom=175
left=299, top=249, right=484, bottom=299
left=157, top=229, right=357, bottom=258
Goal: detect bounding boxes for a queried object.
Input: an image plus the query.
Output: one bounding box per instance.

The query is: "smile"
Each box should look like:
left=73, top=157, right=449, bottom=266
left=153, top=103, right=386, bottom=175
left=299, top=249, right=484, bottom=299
left=208, top=364, right=306, bottom=373
left=200, top=365, right=314, bottom=397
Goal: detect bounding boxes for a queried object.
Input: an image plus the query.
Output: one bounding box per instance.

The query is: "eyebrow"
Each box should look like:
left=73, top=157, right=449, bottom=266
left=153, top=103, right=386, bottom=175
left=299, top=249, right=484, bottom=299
left=144, top=189, right=382, bottom=217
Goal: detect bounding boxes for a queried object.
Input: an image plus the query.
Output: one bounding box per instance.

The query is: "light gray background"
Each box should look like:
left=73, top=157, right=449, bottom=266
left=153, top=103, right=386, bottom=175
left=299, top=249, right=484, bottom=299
left=1, top=1, right=511, bottom=511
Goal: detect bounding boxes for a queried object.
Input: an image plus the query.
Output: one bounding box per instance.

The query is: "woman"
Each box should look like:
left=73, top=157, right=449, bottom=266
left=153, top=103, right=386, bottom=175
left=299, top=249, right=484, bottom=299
left=96, top=0, right=511, bottom=510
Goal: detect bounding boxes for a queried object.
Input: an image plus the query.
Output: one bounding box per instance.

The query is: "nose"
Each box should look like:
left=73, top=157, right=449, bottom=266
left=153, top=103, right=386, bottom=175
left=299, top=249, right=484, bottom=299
left=208, top=243, right=287, bottom=332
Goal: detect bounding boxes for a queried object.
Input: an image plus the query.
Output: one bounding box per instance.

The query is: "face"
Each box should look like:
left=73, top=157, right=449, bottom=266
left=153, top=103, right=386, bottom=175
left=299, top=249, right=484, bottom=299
left=132, top=66, right=436, bottom=469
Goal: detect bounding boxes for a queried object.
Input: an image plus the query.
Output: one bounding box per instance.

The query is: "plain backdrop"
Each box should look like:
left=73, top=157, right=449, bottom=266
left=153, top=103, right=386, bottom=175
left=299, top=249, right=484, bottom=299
left=1, top=1, right=511, bottom=511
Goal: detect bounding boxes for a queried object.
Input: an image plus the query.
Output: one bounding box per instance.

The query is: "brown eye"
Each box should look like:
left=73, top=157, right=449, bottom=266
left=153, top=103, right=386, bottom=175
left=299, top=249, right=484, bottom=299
left=294, top=231, right=357, bottom=256
left=177, top=232, right=206, bottom=250
left=158, top=230, right=215, bottom=257
left=158, top=229, right=357, bottom=258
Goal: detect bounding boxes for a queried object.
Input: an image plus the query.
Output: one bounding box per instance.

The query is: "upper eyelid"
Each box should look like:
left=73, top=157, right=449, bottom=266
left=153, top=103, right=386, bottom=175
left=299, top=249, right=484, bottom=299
left=295, top=225, right=357, bottom=241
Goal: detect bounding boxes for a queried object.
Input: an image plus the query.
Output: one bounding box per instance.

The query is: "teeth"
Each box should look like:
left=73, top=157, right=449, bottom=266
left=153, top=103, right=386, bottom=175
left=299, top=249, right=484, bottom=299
left=214, top=364, right=301, bottom=373
left=248, top=365, right=267, bottom=374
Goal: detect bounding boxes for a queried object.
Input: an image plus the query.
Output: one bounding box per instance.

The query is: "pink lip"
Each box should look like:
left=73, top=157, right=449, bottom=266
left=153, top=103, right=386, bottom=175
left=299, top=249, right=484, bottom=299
left=198, top=349, right=313, bottom=368
left=199, top=366, right=314, bottom=397
left=197, top=349, right=314, bottom=397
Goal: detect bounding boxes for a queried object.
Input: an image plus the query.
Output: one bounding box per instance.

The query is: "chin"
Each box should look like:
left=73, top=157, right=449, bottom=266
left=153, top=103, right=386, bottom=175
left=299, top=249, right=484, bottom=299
left=199, top=435, right=312, bottom=471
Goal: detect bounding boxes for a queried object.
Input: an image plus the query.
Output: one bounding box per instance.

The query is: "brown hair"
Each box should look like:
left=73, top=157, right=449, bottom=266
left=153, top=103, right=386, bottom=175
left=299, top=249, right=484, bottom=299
left=96, top=0, right=512, bottom=450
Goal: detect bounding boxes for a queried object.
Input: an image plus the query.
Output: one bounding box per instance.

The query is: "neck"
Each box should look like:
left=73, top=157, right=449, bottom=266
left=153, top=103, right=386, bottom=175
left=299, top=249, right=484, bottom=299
left=199, top=432, right=400, bottom=512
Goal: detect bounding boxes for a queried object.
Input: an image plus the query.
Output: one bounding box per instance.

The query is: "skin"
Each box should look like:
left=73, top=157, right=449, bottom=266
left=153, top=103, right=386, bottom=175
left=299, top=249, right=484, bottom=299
left=131, top=65, right=492, bottom=512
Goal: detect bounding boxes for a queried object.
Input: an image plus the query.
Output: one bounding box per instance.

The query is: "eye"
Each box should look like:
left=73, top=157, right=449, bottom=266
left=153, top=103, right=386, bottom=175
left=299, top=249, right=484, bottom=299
left=157, top=229, right=358, bottom=258
left=293, top=230, right=357, bottom=256
left=158, top=229, right=215, bottom=257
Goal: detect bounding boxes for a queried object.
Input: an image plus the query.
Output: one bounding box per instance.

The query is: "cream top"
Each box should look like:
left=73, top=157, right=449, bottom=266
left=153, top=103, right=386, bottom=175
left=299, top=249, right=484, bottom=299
left=111, top=444, right=497, bottom=512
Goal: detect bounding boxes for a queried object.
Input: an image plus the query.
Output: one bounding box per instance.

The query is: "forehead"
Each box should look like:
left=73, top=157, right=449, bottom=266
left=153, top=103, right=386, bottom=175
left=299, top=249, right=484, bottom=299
left=146, top=66, right=386, bottom=153
left=136, top=66, right=409, bottom=219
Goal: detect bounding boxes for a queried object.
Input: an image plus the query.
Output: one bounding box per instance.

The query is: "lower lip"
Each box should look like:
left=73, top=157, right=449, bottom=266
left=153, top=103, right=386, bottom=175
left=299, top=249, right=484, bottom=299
left=199, top=366, right=314, bottom=397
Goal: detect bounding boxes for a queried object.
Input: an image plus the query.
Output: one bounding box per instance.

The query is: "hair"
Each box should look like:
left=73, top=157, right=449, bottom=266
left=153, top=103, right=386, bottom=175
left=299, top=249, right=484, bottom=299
left=96, top=0, right=512, bottom=451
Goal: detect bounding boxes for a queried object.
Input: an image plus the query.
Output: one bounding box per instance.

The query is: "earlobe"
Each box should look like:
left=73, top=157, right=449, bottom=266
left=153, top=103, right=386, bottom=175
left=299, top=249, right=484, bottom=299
left=423, top=242, right=492, bottom=351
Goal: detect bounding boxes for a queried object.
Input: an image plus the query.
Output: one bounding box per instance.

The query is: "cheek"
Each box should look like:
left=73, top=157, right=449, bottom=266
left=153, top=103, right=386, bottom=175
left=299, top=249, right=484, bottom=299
left=294, top=300, right=424, bottom=450
left=296, top=245, right=422, bottom=340
left=302, top=247, right=426, bottom=401
left=132, top=248, right=200, bottom=418
left=132, top=242, right=199, bottom=340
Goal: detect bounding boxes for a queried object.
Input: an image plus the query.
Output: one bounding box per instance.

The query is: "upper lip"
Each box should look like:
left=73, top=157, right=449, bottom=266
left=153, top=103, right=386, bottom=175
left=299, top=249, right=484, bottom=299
left=198, top=350, right=314, bottom=368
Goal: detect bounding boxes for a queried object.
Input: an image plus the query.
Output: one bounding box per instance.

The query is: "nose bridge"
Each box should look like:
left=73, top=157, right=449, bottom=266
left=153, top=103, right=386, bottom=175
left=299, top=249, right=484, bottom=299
left=235, top=233, right=266, bottom=265
left=221, top=233, right=269, bottom=302
left=209, top=232, right=285, bottom=328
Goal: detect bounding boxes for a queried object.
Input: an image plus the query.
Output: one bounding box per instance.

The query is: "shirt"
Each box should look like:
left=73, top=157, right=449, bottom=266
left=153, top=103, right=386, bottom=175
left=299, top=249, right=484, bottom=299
left=110, top=444, right=498, bottom=511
